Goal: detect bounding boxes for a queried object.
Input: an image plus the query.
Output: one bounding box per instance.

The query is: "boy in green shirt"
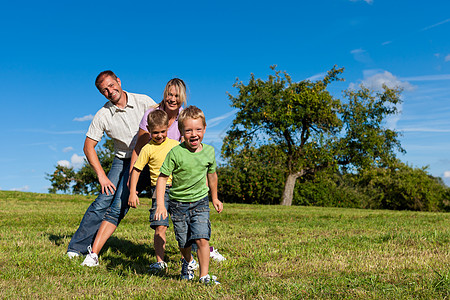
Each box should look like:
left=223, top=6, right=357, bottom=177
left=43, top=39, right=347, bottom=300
left=128, top=109, right=188, bottom=272
left=155, top=105, right=223, bottom=285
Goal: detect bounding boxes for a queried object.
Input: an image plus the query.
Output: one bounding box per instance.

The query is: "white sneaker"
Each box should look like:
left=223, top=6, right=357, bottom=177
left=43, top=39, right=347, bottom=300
left=180, top=258, right=198, bottom=280
left=67, top=251, right=80, bottom=259
left=149, top=261, right=168, bottom=274
left=210, top=247, right=226, bottom=262
left=81, top=246, right=99, bottom=267
left=199, top=274, right=220, bottom=285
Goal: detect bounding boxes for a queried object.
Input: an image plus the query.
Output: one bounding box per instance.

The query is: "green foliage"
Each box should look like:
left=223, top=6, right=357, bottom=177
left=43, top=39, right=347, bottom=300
left=338, top=86, right=405, bottom=171
left=292, top=162, right=450, bottom=212
left=218, top=145, right=286, bottom=204
left=350, top=160, right=450, bottom=212
left=293, top=170, right=364, bottom=208
left=222, top=66, right=404, bottom=205
left=46, top=165, right=76, bottom=194
left=46, top=138, right=115, bottom=195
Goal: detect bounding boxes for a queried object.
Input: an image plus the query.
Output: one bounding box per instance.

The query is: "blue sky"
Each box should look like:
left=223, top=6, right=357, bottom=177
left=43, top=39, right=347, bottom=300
left=1, top=0, right=450, bottom=193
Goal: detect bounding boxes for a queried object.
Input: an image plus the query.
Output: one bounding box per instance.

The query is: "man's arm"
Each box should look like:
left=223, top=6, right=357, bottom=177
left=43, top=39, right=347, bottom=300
left=207, top=172, right=223, bottom=213
left=84, top=137, right=116, bottom=195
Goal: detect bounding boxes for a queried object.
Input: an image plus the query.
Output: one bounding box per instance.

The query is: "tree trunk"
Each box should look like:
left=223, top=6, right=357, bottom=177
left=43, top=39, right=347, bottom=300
left=281, top=171, right=305, bottom=206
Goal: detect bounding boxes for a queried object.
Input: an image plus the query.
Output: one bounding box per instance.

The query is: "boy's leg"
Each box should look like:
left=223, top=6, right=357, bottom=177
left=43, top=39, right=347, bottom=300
left=149, top=187, right=170, bottom=262
left=180, top=246, right=193, bottom=262
left=154, top=226, right=167, bottom=262
left=189, top=196, right=212, bottom=277
left=195, top=238, right=210, bottom=278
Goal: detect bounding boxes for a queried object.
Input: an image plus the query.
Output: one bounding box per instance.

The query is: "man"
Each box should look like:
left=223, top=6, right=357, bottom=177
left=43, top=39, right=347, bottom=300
left=67, top=70, right=155, bottom=258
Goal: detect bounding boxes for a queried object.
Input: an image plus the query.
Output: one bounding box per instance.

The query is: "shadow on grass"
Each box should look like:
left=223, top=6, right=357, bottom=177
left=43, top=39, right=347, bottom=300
left=47, top=233, right=70, bottom=247
left=45, top=232, right=181, bottom=279
left=100, top=236, right=181, bottom=279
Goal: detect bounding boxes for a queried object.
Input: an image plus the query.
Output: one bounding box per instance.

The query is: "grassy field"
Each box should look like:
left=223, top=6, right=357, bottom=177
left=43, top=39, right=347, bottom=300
left=0, top=190, right=449, bottom=299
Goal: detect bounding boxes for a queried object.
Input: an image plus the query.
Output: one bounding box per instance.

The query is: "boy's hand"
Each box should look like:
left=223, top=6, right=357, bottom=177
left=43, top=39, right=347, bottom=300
left=155, top=206, right=168, bottom=221
left=128, top=193, right=140, bottom=208
left=212, top=198, right=223, bottom=213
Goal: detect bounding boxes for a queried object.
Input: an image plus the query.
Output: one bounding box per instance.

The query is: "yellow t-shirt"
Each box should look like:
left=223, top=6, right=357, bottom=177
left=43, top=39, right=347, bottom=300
left=133, top=138, right=179, bottom=186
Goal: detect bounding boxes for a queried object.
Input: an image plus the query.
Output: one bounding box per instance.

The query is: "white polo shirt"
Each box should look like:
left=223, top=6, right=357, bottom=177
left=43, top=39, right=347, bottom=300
left=86, top=91, right=156, bottom=159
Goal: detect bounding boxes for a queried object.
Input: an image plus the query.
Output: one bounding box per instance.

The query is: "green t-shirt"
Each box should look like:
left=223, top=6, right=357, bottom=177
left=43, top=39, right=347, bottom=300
left=160, top=142, right=217, bottom=202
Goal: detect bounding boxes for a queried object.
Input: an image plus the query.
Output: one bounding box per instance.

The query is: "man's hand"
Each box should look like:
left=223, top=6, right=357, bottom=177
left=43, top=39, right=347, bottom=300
left=98, top=174, right=116, bottom=195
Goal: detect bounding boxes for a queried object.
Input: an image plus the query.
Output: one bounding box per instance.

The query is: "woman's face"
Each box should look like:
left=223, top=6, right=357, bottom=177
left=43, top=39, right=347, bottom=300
left=164, top=85, right=182, bottom=113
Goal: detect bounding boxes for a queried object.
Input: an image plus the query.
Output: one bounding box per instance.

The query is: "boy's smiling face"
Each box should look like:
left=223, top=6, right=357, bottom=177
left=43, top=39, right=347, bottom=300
left=182, top=118, right=205, bottom=152
left=148, top=125, right=168, bottom=145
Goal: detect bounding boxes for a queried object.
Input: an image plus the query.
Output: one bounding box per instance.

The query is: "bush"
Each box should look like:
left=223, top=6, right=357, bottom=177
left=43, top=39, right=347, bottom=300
left=218, top=145, right=286, bottom=204
left=351, top=161, right=450, bottom=211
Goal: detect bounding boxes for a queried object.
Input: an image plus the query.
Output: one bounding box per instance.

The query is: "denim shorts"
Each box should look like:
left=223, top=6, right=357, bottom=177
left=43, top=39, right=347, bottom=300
left=148, top=186, right=170, bottom=229
left=169, top=196, right=211, bottom=248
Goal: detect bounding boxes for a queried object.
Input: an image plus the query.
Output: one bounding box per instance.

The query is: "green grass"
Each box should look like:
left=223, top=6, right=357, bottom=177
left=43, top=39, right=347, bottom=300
left=0, top=190, right=449, bottom=299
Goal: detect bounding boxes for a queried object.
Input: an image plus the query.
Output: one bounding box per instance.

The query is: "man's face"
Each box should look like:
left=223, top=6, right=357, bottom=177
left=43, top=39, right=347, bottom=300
left=148, top=125, right=168, bottom=145
left=97, top=75, right=124, bottom=104
left=182, top=118, right=205, bottom=152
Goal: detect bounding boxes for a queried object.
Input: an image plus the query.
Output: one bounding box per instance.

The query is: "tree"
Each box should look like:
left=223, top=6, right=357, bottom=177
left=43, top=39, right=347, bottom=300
left=47, top=138, right=114, bottom=195
left=222, top=66, right=404, bottom=206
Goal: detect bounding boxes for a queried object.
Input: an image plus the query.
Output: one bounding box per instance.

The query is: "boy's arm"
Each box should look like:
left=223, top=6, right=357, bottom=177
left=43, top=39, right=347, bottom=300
left=154, top=174, right=169, bottom=220
left=207, top=172, right=223, bottom=213
left=128, top=167, right=142, bottom=208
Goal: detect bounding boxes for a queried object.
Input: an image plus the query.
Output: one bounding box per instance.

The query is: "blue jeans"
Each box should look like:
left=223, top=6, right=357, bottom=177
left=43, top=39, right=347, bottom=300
left=67, top=157, right=130, bottom=255
left=148, top=186, right=170, bottom=229
left=169, top=196, right=211, bottom=249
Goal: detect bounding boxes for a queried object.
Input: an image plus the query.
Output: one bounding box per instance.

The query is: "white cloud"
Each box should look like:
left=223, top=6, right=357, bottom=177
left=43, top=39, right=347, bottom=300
left=445, top=54, right=450, bottom=62
left=71, top=154, right=86, bottom=169
left=420, top=18, right=450, bottom=32
left=400, top=127, right=450, bottom=133
left=56, top=154, right=86, bottom=169
left=11, top=185, right=30, bottom=192
left=207, top=109, right=238, bottom=129
left=73, top=114, right=94, bottom=122
left=351, top=70, right=416, bottom=92
left=350, top=48, right=372, bottom=64
left=57, top=160, right=71, bottom=168
left=306, top=72, right=327, bottom=81
left=444, top=171, right=450, bottom=178
left=63, top=146, right=74, bottom=153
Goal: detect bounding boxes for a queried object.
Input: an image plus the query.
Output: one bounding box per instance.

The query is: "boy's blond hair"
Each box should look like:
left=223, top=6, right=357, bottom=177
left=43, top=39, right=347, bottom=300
left=178, top=105, right=206, bottom=133
left=147, top=109, right=169, bottom=130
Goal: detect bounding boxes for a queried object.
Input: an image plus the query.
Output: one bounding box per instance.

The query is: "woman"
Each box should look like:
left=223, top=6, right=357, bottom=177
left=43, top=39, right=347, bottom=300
left=130, top=78, right=187, bottom=175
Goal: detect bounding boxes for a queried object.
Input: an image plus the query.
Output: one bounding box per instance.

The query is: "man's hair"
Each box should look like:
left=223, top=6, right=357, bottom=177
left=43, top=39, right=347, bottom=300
left=161, top=78, right=187, bottom=108
left=178, top=105, right=206, bottom=132
left=147, top=109, right=169, bottom=130
left=95, top=70, right=118, bottom=89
